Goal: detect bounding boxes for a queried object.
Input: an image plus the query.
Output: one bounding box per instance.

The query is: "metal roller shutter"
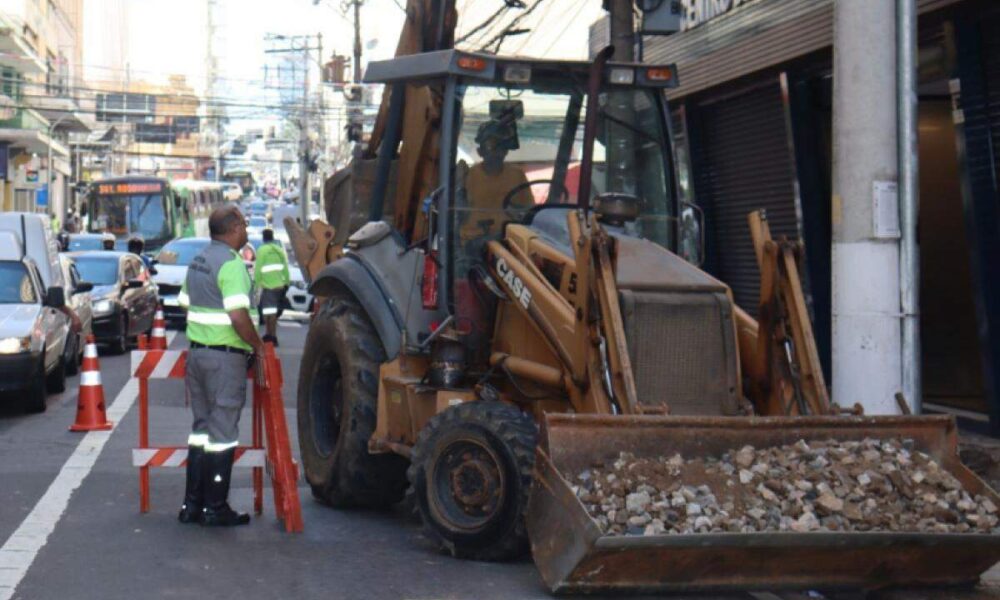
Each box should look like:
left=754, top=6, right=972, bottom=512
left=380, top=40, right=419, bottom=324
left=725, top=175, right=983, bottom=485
left=691, top=80, right=799, bottom=316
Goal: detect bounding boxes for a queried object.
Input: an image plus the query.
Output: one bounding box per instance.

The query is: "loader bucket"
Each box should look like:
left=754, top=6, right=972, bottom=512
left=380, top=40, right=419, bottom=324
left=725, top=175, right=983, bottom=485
left=527, top=414, right=1000, bottom=595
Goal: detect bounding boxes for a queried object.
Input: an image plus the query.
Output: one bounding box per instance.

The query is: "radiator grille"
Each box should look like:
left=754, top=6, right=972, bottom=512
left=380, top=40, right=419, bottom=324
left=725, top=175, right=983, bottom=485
left=621, top=290, right=738, bottom=416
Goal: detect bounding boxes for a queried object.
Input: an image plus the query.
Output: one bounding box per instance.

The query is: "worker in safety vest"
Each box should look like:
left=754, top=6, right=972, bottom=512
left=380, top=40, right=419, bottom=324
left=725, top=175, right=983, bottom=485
left=178, top=205, right=265, bottom=527
left=253, top=228, right=290, bottom=347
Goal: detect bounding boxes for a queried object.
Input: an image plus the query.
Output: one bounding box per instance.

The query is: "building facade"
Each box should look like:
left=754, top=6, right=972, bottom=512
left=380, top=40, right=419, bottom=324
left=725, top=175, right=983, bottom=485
left=0, top=0, right=92, bottom=220
left=593, top=0, right=1000, bottom=433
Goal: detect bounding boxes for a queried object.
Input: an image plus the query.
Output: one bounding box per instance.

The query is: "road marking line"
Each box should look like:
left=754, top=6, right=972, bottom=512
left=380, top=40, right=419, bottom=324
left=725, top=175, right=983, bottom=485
left=0, top=331, right=176, bottom=599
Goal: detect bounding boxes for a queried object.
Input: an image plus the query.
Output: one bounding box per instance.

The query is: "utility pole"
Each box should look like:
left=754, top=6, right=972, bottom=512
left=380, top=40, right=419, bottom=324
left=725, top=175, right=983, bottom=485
left=831, top=0, right=904, bottom=414
left=608, top=0, right=635, bottom=61
left=605, top=0, right=637, bottom=197
left=353, top=0, right=363, bottom=83
left=265, top=33, right=323, bottom=225
left=299, top=39, right=311, bottom=226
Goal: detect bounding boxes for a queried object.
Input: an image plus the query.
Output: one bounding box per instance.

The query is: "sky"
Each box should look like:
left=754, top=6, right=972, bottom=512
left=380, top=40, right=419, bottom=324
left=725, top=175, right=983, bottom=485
left=115, top=0, right=605, bottom=92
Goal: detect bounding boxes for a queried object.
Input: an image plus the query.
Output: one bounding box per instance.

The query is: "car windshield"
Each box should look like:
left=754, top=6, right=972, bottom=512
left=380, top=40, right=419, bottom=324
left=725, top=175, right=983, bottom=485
left=157, top=239, right=210, bottom=266
left=0, top=262, right=37, bottom=303
left=249, top=217, right=266, bottom=227
left=73, top=256, right=119, bottom=286
left=68, top=236, right=104, bottom=251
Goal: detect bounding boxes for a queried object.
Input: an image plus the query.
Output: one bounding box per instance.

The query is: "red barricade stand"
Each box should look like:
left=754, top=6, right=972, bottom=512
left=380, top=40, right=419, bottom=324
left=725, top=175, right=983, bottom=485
left=131, top=336, right=302, bottom=532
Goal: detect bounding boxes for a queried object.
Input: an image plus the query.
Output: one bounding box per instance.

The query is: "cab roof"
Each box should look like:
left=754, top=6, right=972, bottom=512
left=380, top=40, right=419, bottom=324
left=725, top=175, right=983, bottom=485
left=363, top=49, right=678, bottom=89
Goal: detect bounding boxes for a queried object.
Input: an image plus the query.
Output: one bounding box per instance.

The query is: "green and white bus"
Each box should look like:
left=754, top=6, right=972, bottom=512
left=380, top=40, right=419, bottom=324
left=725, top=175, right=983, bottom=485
left=86, top=176, right=225, bottom=251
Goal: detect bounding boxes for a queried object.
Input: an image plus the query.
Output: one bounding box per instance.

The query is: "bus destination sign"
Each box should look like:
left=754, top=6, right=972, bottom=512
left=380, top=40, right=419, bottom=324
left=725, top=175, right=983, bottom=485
left=97, top=182, right=164, bottom=195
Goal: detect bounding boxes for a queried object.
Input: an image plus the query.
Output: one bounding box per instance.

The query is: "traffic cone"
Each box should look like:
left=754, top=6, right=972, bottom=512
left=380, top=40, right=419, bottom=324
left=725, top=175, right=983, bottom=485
left=70, top=334, right=112, bottom=432
left=150, top=303, right=167, bottom=350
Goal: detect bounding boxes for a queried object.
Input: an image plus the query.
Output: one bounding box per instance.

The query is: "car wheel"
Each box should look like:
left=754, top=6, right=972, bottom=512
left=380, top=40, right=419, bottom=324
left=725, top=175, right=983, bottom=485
left=65, top=334, right=80, bottom=376
left=110, top=314, right=129, bottom=355
left=46, top=353, right=67, bottom=394
left=24, top=354, right=47, bottom=413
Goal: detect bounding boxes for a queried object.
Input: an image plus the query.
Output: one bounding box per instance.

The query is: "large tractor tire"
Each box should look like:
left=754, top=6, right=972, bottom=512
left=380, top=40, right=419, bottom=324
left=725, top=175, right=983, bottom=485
left=408, top=401, right=537, bottom=561
left=297, top=293, right=408, bottom=508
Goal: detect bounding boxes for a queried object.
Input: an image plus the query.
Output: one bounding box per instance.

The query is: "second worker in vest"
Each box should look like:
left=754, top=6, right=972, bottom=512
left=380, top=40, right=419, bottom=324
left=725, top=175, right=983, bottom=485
left=254, top=228, right=290, bottom=347
left=178, top=206, right=266, bottom=527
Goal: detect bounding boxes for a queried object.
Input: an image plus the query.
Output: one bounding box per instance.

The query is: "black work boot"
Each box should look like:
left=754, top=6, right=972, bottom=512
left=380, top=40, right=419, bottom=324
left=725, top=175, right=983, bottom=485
left=262, top=334, right=279, bottom=348
left=201, top=448, right=250, bottom=527
left=178, top=445, right=205, bottom=524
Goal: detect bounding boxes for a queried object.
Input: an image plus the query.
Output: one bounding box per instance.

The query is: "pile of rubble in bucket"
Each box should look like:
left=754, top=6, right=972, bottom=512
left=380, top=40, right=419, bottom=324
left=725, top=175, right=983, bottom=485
left=573, top=438, right=1000, bottom=536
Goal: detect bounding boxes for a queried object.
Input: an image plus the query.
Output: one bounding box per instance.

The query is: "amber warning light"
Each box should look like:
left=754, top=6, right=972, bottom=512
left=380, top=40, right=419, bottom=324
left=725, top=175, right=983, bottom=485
left=646, top=67, right=674, bottom=82
left=456, top=55, right=488, bottom=72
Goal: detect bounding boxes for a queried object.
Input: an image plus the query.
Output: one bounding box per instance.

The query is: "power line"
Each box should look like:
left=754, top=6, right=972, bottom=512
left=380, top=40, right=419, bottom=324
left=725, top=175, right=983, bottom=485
left=478, top=0, right=547, bottom=53
left=455, top=1, right=523, bottom=45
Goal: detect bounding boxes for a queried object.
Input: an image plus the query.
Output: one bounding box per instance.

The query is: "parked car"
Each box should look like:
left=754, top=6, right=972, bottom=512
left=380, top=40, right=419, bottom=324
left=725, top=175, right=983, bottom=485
left=247, top=215, right=267, bottom=237
left=153, top=237, right=211, bottom=323
left=65, top=233, right=106, bottom=251
left=58, top=254, right=94, bottom=376
left=248, top=201, right=270, bottom=219
left=0, top=229, right=74, bottom=413
left=70, top=251, right=158, bottom=354
left=285, top=265, right=313, bottom=313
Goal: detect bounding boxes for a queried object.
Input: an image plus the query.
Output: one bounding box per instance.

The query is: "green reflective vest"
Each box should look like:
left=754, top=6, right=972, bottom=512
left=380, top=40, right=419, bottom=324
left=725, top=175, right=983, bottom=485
left=180, top=240, right=253, bottom=351
left=254, top=241, right=290, bottom=290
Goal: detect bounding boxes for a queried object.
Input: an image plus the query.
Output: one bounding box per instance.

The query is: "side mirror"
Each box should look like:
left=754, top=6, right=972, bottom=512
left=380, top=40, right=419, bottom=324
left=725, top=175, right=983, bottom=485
left=74, top=281, right=94, bottom=294
left=45, top=286, right=66, bottom=308
left=125, top=279, right=144, bottom=289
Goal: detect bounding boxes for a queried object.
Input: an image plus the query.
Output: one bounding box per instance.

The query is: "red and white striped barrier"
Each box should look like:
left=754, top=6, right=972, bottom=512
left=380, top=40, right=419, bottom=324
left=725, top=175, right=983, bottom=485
left=130, top=349, right=186, bottom=380
left=132, top=447, right=266, bottom=468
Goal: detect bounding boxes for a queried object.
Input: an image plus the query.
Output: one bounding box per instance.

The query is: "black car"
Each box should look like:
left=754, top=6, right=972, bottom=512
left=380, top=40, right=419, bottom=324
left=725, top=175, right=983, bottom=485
left=70, top=251, right=158, bottom=354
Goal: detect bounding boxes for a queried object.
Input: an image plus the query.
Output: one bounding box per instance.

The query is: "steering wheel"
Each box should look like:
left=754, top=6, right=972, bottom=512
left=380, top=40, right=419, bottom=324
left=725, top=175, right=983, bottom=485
left=501, top=179, right=570, bottom=221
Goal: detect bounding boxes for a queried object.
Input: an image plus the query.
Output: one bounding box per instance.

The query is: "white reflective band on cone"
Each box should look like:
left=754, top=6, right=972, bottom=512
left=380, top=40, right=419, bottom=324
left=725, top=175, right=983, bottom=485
left=187, top=312, right=232, bottom=325
left=204, top=440, right=239, bottom=452
left=83, top=344, right=98, bottom=358
left=260, top=264, right=283, bottom=273
left=80, top=371, right=102, bottom=386
left=261, top=308, right=278, bottom=315
left=155, top=310, right=164, bottom=319
left=152, top=327, right=166, bottom=337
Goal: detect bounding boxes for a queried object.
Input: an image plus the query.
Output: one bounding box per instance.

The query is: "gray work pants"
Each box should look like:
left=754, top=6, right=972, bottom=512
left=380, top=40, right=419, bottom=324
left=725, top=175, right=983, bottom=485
left=185, top=348, right=249, bottom=447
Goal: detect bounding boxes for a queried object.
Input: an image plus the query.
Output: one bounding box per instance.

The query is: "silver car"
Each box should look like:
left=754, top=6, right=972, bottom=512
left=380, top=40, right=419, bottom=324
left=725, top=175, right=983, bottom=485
left=58, top=254, right=94, bottom=376
left=0, top=236, right=77, bottom=412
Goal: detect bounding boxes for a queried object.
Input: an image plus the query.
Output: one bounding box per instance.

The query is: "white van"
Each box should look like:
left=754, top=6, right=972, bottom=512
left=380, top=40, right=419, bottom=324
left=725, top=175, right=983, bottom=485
left=0, top=213, right=73, bottom=412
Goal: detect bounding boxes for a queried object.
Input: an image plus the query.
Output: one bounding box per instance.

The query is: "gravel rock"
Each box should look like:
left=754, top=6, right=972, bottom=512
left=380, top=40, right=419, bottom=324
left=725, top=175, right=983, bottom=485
left=573, top=438, right=1000, bottom=537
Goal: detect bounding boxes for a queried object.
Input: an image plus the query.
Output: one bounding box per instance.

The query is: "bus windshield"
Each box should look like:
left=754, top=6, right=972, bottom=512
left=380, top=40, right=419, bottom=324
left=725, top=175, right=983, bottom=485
left=89, top=193, right=171, bottom=247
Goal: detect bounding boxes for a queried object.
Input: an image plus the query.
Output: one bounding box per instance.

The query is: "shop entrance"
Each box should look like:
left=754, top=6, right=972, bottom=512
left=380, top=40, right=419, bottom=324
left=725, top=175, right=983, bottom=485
left=919, top=99, right=987, bottom=417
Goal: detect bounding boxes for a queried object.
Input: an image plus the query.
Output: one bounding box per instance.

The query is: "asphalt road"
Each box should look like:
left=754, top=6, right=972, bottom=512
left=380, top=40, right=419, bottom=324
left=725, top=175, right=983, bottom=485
left=2, top=316, right=1000, bottom=600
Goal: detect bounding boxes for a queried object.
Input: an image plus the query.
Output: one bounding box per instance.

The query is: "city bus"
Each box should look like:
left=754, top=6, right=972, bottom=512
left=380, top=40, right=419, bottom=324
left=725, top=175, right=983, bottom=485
left=222, top=170, right=255, bottom=197
left=85, top=176, right=226, bottom=251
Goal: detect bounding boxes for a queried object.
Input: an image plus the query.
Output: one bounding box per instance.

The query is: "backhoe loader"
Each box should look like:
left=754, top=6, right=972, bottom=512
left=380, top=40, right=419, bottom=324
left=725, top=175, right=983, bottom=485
left=285, top=2, right=1000, bottom=593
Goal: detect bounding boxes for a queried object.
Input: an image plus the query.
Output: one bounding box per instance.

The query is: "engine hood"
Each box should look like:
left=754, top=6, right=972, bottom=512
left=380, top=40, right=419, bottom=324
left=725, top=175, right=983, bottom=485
left=0, top=304, right=41, bottom=338
left=612, top=234, right=728, bottom=293
left=153, top=264, right=187, bottom=286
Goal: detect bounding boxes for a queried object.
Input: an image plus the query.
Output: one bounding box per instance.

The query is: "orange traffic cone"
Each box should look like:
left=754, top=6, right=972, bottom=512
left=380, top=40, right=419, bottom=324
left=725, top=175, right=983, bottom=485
left=70, top=334, right=112, bottom=432
left=149, top=303, right=167, bottom=350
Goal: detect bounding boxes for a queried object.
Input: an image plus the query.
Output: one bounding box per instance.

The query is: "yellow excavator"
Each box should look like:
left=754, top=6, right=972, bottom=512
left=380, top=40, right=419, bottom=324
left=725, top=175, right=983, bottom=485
left=285, top=0, right=1000, bottom=593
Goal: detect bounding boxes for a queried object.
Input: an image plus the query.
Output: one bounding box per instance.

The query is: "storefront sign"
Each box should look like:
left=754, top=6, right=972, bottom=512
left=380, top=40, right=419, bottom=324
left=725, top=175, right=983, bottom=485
left=680, top=0, right=762, bottom=32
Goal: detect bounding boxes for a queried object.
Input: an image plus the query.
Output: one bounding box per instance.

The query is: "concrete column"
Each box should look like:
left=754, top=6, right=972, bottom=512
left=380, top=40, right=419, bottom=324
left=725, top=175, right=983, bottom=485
left=831, top=0, right=902, bottom=414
